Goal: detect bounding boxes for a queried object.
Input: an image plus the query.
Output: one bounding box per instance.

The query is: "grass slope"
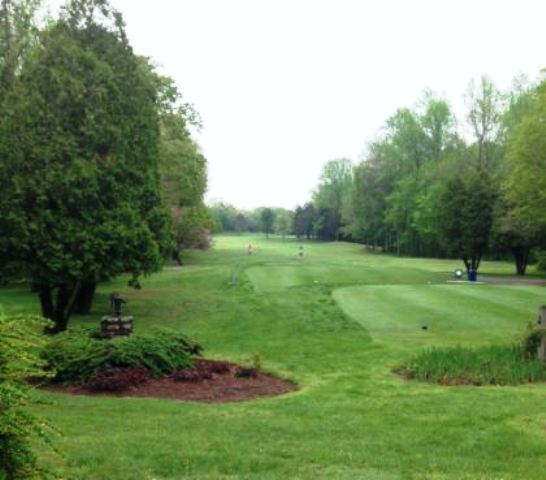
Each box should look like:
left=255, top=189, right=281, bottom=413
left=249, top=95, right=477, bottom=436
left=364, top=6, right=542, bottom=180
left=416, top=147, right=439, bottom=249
left=1, top=235, right=546, bottom=479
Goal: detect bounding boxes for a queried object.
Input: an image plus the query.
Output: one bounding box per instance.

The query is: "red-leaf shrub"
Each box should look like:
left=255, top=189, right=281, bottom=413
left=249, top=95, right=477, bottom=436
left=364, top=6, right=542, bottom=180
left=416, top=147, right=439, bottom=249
left=87, top=367, right=149, bottom=392
left=172, top=369, right=202, bottom=382
left=196, top=359, right=231, bottom=376
left=173, top=360, right=232, bottom=382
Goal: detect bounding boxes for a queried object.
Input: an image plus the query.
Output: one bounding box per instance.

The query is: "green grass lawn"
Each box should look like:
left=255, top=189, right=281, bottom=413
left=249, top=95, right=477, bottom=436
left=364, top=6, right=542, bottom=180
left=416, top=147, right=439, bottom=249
left=3, top=235, right=546, bottom=479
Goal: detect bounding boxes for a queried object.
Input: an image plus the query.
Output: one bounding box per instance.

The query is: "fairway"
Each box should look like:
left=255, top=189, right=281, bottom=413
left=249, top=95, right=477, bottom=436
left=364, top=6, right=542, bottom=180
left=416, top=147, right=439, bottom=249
left=2, top=235, right=546, bottom=479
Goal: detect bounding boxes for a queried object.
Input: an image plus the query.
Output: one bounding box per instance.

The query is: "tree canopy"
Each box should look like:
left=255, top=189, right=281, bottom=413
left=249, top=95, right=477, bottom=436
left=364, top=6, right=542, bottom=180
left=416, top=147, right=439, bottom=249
left=0, top=0, right=173, bottom=331
left=296, top=76, right=546, bottom=276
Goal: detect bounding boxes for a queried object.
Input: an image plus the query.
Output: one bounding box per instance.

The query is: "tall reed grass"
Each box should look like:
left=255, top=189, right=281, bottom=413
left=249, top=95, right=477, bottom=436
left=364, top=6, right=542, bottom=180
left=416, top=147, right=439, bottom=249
left=401, top=344, right=546, bottom=386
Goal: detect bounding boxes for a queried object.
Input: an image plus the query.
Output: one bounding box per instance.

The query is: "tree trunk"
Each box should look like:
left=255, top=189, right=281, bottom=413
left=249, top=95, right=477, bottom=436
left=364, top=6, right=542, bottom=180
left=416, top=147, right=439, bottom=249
left=74, top=280, right=97, bottom=315
left=512, top=246, right=530, bottom=276
left=471, top=254, right=481, bottom=272
left=37, top=283, right=55, bottom=320
left=39, top=281, right=81, bottom=334
left=172, top=243, right=183, bottom=266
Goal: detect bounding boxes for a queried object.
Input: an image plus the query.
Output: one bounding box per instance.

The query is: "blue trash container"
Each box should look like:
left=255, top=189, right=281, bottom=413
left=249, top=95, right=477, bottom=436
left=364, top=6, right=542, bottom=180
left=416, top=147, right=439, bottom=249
left=468, top=270, right=477, bottom=282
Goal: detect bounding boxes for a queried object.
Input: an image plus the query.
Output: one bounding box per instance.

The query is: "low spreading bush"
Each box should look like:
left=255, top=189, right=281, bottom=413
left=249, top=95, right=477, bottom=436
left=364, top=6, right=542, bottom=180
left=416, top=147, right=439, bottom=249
left=401, top=344, right=546, bottom=386
left=42, top=328, right=201, bottom=384
left=87, top=366, right=149, bottom=392
left=0, top=313, right=57, bottom=479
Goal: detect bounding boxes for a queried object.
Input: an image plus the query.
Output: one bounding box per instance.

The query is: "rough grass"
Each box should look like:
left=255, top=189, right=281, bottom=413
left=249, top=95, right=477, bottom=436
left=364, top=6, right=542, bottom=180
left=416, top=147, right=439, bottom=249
left=2, top=235, right=546, bottom=479
left=400, top=344, right=546, bottom=385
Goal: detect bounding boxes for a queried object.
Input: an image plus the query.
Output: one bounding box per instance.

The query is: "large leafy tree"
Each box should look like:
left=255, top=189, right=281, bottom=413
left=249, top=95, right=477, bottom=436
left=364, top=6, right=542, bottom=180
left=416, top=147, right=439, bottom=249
left=488, top=79, right=542, bottom=275
left=0, top=0, right=41, bottom=102
left=293, top=202, right=316, bottom=239
left=313, top=158, right=353, bottom=240
left=465, top=76, right=503, bottom=172
left=384, top=99, right=456, bottom=254
left=435, top=175, right=495, bottom=274
left=151, top=69, right=211, bottom=262
left=260, top=208, right=275, bottom=239
left=347, top=150, right=390, bottom=248
left=491, top=199, right=544, bottom=275
left=274, top=209, right=292, bottom=239
left=348, top=96, right=457, bottom=255
left=313, top=207, right=342, bottom=241
left=501, top=78, right=546, bottom=272
left=210, top=203, right=238, bottom=232
left=0, top=0, right=171, bottom=332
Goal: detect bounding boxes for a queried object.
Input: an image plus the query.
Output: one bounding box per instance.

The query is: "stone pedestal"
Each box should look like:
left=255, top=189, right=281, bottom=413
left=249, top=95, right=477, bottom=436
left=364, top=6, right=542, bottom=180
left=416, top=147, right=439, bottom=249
left=100, top=315, right=134, bottom=339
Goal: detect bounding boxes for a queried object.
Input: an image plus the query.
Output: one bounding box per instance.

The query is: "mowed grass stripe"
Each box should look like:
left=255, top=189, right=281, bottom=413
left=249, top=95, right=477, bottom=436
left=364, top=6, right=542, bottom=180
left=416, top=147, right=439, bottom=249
left=2, top=234, right=546, bottom=479
left=333, top=284, right=545, bottom=350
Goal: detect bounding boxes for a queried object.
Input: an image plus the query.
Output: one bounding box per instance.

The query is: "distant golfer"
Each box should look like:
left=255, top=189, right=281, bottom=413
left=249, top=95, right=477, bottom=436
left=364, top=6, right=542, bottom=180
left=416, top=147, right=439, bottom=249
left=247, top=244, right=253, bottom=255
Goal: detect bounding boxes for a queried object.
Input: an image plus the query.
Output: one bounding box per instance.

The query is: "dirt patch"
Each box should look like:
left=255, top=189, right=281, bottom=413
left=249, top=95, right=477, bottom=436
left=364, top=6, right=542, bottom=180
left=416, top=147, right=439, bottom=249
left=45, top=363, right=297, bottom=403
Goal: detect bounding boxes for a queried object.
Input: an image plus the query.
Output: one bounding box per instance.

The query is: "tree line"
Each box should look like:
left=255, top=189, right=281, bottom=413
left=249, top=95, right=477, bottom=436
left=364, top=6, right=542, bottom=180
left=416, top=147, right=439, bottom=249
left=210, top=204, right=292, bottom=238
left=343, top=76, right=545, bottom=277
left=0, top=0, right=211, bottom=332
left=216, top=76, right=546, bottom=278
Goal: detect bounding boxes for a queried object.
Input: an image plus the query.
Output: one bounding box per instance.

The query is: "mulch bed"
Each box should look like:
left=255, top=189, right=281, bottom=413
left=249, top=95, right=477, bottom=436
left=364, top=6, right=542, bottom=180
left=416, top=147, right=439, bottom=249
left=45, top=363, right=297, bottom=404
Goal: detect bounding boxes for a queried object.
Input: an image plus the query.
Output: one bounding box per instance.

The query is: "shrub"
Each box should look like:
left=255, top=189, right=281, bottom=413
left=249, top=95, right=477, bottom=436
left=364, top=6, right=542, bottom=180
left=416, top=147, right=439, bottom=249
left=234, top=366, right=258, bottom=378
left=42, top=328, right=200, bottom=384
left=401, top=344, right=546, bottom=386
left=194, top=227, right=213, bottom=250
left=521, top=322, right=546, bottom=360
left=172, top=369, right=203, bottom=382
left=87, top=366, right=149, bottom=392
left=173, top=359, right=231, bottom=382
left=0, top=313, right=57, bottom=479
left=534, top=249, right=546, bottom=272
left=250, top=353, right=262, bottom=371
left=196, top=359, right=231, bottom=376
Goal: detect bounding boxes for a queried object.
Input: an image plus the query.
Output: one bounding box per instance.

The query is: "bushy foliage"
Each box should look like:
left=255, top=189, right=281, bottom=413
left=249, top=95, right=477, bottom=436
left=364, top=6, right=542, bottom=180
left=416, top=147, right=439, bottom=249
left=534, top=249, right=546, bottom=272
left=87, top=366, right=149, bottom=392
left=521, top=322, right=546, bottom=360
left=0, top=1, right=173, bottom=332
left=42, top=328, right=200, bottom=384
left=0, top=312, right=56, bottom=479
left=196, top=359, right=231, bottom=375
left=234, top=354, right=261, bottom=378
left=172, top=206, right=214, bottom=251
left=401, top=344, right=546, bottom=386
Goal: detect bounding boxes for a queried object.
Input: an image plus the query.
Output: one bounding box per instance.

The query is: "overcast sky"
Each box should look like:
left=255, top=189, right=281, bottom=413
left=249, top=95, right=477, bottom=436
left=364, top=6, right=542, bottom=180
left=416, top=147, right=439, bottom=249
left=51, top=0, right=546, bottom=209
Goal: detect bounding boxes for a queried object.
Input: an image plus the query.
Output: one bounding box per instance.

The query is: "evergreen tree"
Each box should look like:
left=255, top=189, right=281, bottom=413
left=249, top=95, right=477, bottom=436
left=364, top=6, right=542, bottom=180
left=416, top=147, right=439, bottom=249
left=0, top=0, right=171, bottom=331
